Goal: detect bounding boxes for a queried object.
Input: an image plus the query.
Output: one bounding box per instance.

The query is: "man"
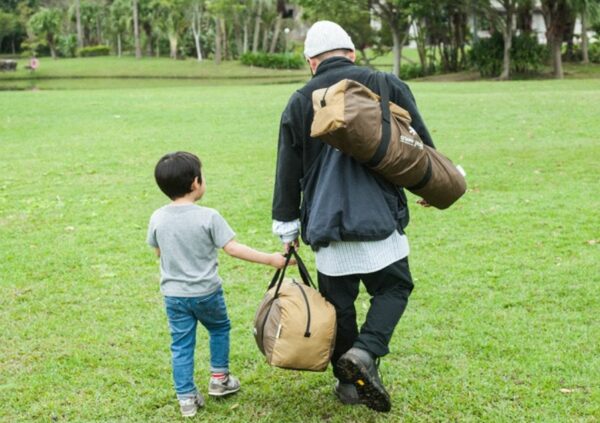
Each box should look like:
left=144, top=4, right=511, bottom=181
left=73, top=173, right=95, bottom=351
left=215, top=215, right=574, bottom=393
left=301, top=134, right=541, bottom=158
left=272, top=21, right=435, bottom=412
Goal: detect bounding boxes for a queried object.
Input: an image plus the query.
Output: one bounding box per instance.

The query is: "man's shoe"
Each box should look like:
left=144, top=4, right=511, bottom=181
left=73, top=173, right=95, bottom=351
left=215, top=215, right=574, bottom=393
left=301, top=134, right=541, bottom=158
left=334, top=380, right=363, bottom=405
left=178, top=393, right=205, bottom=417
left=208, top=374, right=241, bottom=397
left=336, top=347, right=391, bottom=412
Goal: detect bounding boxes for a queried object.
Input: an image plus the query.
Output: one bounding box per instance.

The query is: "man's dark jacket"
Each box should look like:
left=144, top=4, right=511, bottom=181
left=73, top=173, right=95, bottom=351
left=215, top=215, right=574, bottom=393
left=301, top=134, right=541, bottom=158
left=272, top=57, right=435, bottom=247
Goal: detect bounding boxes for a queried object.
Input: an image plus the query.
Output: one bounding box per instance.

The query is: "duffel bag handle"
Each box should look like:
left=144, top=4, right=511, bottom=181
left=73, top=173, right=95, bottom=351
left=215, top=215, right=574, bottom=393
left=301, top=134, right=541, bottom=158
left=268, top=247, right=315, bottom=297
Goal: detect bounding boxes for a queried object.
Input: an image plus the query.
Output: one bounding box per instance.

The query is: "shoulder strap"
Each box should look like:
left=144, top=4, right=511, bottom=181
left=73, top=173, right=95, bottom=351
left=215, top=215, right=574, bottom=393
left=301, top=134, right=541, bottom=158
left=365, top=72, right=391, bottom=168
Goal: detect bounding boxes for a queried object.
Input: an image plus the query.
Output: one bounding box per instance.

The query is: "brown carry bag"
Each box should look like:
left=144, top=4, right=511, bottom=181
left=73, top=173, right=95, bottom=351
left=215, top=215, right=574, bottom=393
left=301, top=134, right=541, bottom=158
left=253, top=248, right=336, bottom=372
left=311, top=74, right=466, bottom=210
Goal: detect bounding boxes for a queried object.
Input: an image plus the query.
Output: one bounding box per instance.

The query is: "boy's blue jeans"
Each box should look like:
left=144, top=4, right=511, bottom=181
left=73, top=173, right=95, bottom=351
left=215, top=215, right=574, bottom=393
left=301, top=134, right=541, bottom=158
left=164, top=288, right=230, bottom=398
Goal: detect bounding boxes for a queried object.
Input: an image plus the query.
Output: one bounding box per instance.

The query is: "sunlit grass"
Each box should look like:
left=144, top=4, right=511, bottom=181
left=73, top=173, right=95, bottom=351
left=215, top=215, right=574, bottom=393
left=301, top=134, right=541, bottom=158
left=0, top=79, right=598, bottom=421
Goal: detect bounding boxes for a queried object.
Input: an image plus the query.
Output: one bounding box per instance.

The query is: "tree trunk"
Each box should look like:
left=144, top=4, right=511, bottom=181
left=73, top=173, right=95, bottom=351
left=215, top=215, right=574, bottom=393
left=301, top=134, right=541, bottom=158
left=269, top=14, right=282, bottom=53
left=551, top=36, right=564, bottom=78
left=415, top=20, right=427, bottom=70
left=234, top=12, right=243, bottom=58
left=169, top=33, right=177, bottom=59
left=221, top=18, right=228, bottom=59
left=117, top=33, right=122, bottom=57
left=500, top=5, right=514, bottom=80
left=215, top=17, right=222, bottom=64
left=262, top=24, right=269, bottom=53
left=252, top=0, right=262, bottom=53
left=132, top=0, right=142, bottom=59
left=47, top=35, right=56, bottom=59
left=75, top=0, right=83, bottom=48
left=243, top=21, right=249, bottom=54
left=143, top=24, right=153, bottom=56
left=391, top=26, right=403, bottom=77
left=192, top=6, right=203, bottom=61
left=581, top=13, right=589, bottom=64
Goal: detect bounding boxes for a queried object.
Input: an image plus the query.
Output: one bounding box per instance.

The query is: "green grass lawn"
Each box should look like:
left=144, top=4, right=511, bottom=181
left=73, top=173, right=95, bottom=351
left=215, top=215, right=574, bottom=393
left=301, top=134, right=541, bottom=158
left=0, top=56, right=309, bottom=90
left=0, top=78, right=599, bottom=422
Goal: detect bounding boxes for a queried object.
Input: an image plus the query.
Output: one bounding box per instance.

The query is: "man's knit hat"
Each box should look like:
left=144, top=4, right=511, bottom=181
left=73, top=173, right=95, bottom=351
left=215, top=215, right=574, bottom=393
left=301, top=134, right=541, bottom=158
left=303, top=21, right=355, bottom=59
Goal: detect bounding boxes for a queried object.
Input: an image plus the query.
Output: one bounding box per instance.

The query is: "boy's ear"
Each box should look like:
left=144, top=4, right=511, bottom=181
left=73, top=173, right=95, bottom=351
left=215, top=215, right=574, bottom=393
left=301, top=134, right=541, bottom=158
left=190, top=176, right=199, bottom=190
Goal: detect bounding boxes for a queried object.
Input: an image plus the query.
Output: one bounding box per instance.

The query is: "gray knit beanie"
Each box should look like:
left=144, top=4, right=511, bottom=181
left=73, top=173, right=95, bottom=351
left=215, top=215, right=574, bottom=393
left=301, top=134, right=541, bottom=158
left=303, top=21, right=355, bottom=59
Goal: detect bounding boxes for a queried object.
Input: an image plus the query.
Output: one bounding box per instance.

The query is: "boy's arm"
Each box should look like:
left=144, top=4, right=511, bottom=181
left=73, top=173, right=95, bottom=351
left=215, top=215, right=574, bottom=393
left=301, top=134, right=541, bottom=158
left=155, top=248, right=160, bottom=257
left=222, top=239, right=289, bottom=269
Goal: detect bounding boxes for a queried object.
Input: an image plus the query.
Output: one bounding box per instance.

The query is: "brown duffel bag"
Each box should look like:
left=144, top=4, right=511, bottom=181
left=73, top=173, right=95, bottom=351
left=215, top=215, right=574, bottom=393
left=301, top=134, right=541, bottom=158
left=311, top=74, right=466, bottom=210
left=253, top=248, right=336, bottom=372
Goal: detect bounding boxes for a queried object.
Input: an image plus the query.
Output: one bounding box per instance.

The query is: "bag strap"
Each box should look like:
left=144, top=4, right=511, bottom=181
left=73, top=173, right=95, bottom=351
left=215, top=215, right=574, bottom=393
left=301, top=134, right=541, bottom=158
left=268, top=246, right=315, bottom=298
left=365, top=72, right=391, bottom=168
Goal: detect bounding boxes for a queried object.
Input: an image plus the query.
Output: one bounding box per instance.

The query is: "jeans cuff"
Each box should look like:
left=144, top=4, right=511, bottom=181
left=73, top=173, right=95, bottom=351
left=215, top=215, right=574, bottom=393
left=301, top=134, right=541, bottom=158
left=210, top=367, right=229, bottom=374
left=176, top=389, right=198, bottom=400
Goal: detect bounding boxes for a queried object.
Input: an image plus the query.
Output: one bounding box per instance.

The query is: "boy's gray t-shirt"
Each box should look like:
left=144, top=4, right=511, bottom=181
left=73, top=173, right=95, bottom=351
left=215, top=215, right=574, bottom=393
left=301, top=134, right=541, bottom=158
left=147, top=204, right=235, bottom=297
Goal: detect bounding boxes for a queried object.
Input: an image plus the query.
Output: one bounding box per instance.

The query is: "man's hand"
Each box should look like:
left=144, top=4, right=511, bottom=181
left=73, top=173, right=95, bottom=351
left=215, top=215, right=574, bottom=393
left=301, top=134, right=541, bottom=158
left=417, top=199, right=431, bottom=208
left=283, top=238, right=300, bottom=253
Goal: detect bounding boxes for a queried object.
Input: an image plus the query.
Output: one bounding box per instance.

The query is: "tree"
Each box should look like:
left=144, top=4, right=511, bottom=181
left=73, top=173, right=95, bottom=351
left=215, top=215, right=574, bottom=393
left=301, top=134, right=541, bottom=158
left=300, top=0, right=380, bottom=65
left=28, top=7, right=63, bottom=59
left=0, top=11, right=18, bottom=50
left=572, top=0, right=600, bottom=63
left=151, top=0, right=188, bottom=59
left=482, top=0, right=520, bottom=80
left=372, top=0, right=413, bottom=77
left=110, top=0, right=130, bottom=56
left=541, top=0, right=573, bottom=78
left=132, top=0, right=142, bottom=58
left=187, top=0, right=203, bottom=60
left=74, top=0, right=83, bottom=48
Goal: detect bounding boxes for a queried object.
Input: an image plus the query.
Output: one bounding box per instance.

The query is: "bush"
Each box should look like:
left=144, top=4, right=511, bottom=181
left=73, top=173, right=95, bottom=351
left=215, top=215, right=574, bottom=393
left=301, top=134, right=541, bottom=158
left=78, top=45, right=110, bottom=57
left=20, top=40, right=49, bottom=58
left=511, top=34, right=547, bottom=74
left=470, top=32, right=546, bottom=77
left=399, top=63, right=424, bottom=80
left=58, top=34, right=77, bottom=58
left=240, top=52, right=305, bottom=69
left=589, top=42, right=600, bottom=63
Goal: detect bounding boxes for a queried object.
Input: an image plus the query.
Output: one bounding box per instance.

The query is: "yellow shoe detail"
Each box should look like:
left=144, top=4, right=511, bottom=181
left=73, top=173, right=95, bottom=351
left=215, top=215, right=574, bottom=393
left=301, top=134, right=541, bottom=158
left=357, top=379, right=365, bottom=386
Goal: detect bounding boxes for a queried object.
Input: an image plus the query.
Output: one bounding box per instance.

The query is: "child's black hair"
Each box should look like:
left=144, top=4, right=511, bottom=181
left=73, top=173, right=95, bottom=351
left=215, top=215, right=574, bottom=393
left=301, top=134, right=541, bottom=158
left=154, top=151, right=202, bottom=200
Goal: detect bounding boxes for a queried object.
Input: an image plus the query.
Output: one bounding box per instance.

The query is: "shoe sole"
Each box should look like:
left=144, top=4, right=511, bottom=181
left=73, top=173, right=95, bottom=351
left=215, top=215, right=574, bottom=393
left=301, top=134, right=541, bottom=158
left=208, top=386, right=241, bottom=397
left=336, top=355, right=391, bottom=412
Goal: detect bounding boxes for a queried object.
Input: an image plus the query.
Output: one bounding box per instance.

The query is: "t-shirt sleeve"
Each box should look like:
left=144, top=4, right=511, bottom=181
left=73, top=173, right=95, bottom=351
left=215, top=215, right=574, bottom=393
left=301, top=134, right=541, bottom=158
left=210, top=211, right=236, bottom=248
left=147, top=214, right=158, bottom=248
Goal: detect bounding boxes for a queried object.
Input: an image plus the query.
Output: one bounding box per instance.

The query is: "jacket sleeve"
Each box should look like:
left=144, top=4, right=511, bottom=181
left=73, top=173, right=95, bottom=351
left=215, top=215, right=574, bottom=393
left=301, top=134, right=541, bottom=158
left=387, top=74, right=436, bottom=149
left=272, top=93, right=304, bottom=222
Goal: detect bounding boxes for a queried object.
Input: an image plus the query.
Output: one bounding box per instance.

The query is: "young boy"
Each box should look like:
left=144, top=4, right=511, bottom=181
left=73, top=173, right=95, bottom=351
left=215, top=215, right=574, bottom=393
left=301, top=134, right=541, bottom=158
left=147, top=151, right=289, bottom=417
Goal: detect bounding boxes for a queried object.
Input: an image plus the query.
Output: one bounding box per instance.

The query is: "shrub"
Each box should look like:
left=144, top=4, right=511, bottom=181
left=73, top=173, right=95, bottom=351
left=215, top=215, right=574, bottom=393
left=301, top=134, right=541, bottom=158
left=399, top=63, right=424, bottom=80
left=470, top=32, right=546, bottom=77
left=511, top=34, right=547, bottom=74
left=469, top=32, right=504, bottom=77
left=589, top=42, right=600, bottom=63
left=240, top=52, right=305, bottom=69
left=58, top=34, right=77, bottom=58
left=78, top=45, right=110, bottom=57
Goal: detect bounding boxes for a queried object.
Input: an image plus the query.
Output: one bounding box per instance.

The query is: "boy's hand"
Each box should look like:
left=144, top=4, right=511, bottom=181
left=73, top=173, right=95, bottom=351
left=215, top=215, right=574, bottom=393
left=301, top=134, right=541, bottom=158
left=270, top=253, right=296, bottom=269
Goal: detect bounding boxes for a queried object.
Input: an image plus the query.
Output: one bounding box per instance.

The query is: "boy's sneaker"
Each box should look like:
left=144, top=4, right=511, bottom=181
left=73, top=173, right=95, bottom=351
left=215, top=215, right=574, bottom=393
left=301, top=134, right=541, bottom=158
left=208, top=374, right=241, bottom=397
left=178, top=393, right=205, bottom=417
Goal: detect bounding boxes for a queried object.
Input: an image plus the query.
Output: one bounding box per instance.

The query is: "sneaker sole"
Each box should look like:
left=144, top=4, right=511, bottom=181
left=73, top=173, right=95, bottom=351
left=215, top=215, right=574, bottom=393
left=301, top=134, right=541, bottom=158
left=180, top=409, right=197, bottom=418
left=336, top=355, right=391, bottom=412
left=208, top=386, right=241, bottom=397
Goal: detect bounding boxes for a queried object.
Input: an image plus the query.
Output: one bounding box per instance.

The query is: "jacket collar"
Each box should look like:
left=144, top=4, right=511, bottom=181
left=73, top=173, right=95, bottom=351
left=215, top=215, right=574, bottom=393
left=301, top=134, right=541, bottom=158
left=313, top=56, right=355, bottom=77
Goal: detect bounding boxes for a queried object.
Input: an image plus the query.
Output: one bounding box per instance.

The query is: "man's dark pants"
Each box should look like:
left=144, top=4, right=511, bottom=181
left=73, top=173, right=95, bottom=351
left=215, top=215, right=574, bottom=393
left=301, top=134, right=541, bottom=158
left=317, top=257, right=414, bottom=380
